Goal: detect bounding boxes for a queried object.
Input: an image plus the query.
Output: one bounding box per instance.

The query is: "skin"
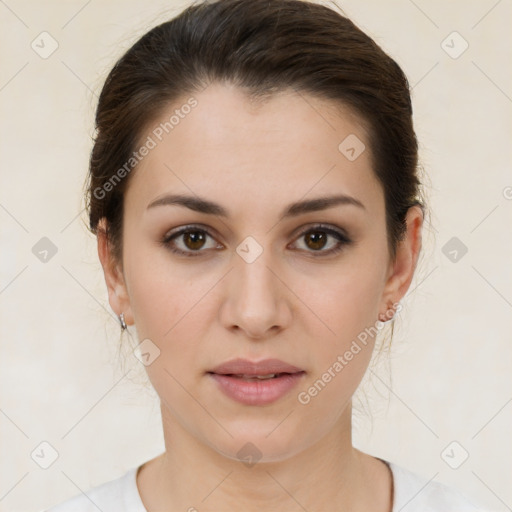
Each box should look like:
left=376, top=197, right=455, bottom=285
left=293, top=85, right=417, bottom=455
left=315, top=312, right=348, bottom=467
left=97, top=82, right=423, bottom=511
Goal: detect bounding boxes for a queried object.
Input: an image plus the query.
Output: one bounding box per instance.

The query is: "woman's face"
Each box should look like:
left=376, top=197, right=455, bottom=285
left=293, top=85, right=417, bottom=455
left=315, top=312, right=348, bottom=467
left=99, top=83, right=421, bottom=463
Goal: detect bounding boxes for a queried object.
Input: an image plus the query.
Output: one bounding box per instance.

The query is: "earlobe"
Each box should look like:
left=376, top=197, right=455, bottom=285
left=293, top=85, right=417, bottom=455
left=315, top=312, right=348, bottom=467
left=96, top=218, right=134, bottom=326
left=379, top=206, right=423, bottom=317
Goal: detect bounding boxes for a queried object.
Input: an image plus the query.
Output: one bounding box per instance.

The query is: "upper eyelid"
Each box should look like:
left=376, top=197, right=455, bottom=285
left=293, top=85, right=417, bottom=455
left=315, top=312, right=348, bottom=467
left=290, top=222, right=348, bottom=238
left=164, top=223, right=349, bottom=247
left=164, top=223, right=219, bottom=239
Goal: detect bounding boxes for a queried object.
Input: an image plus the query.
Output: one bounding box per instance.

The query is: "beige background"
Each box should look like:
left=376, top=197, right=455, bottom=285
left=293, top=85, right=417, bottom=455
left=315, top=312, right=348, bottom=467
left=1, top=0, right=511, bottom=511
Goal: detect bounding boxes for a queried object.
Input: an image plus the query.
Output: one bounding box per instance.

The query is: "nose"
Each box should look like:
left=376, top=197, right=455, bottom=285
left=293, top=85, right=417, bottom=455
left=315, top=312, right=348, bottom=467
left=218, top=245, right=292, bottom=340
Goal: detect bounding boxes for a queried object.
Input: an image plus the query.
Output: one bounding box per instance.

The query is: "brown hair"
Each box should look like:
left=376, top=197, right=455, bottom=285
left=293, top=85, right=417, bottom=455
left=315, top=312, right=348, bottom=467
left=85, top=0, right=426, bottom=266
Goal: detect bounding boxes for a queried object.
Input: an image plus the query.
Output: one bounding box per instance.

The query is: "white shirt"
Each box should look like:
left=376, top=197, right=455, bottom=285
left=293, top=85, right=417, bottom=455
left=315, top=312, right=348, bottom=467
left=44, top=460, right=491, bottom=511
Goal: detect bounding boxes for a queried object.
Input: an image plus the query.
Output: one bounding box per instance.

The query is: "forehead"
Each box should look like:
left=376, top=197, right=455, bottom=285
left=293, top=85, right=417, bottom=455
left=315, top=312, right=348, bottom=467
left=124, top=82, right=383, bottom=221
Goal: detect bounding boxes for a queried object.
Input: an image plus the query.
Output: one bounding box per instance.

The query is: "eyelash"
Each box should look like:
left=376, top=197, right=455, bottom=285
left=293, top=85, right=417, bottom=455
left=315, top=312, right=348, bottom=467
left=161, top=223, right=352, bottom=258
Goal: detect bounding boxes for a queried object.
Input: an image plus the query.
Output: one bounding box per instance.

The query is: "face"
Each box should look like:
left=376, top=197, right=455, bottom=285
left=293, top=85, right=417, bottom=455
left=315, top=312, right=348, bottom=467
left=99, top=82, right=422, bottom=463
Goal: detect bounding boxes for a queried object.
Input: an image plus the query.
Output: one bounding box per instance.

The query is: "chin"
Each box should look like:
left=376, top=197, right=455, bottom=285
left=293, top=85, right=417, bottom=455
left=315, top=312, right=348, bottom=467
left=205, top=426, right=312, bottom=466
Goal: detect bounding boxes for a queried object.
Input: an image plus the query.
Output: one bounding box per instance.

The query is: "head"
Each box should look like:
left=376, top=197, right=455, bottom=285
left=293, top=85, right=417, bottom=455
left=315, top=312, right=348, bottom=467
left=88, top=0, right=425, bottom=462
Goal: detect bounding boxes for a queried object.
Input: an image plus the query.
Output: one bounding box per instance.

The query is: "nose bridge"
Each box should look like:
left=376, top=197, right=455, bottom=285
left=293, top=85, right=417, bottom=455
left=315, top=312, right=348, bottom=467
left=235, top=240, right=278, bottom=307
left=221, top=237, right=289, bottom=337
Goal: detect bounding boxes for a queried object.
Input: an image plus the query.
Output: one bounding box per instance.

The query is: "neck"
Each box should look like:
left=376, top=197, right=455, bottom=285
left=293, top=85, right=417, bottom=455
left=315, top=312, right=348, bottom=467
left=137, top=401, right=392, bottom=511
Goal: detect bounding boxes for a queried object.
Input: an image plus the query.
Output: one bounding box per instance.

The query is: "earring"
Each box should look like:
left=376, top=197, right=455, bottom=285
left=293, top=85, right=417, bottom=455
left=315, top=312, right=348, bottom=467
left=119, top=312, right=127, bottom=330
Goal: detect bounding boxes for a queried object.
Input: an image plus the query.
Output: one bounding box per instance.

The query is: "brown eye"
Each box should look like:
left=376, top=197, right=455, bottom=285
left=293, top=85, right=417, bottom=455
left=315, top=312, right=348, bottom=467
left=304, top=231, right=328, bottom=251
left=292, top=224, right=352, bottom=256
left=183, top=230, right=207, bottom=250
left=162, top=225, right=222, bottom=257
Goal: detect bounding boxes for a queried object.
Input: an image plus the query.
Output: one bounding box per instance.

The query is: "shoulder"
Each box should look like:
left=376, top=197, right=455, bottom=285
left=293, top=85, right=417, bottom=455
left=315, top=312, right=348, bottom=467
left=387, top=461, right=492, bottom=512
left=43, top=466, right=145, bottom=512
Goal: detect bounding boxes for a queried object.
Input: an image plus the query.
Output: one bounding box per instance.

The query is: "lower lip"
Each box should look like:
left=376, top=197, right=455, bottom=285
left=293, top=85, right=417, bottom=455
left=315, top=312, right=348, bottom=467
left=208, top=372, right=306, bottom=406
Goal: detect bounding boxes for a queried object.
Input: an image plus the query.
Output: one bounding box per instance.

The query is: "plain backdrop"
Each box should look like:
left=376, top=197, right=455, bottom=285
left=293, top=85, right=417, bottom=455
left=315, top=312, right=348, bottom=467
left=0, top=1, right=511, bottom=511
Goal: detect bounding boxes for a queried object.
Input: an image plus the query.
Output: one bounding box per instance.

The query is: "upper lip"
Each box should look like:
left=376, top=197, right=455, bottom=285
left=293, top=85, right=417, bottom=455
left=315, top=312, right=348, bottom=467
left=208, top=358, right=305, bottom=376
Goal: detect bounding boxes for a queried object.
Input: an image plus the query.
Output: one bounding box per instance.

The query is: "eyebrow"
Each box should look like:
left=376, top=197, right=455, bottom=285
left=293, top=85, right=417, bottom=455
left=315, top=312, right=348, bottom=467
left=146, top=193, right=365, bottom=219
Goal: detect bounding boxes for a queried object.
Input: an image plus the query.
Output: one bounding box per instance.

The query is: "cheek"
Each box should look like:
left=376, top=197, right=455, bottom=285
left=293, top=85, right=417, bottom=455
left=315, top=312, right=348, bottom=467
left=295, top=275, right=380, bottom=415
left=127, top=265, right=212, bottom=406
left=124, top=244, right=218, bottom=365
left=126, top=264, right=179, bottom=340
left=294, top=262, right=385, bottom=346
left=124, top=238, right=186, bottom=332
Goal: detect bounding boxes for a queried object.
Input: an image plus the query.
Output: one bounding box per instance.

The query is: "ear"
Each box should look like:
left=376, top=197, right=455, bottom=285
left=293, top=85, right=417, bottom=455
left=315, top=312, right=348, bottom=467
left=379, top=205, right=423, bottom=318
left=97, top=218, right=134, bottom=327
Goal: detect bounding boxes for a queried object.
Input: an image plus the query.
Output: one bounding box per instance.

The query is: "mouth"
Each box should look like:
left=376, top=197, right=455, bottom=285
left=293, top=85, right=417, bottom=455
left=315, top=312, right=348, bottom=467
left=206, top=359, right=306, bottom=405
left=208, top=357, right=305, bottom=376
left=206, top=371, right=304, bottom=381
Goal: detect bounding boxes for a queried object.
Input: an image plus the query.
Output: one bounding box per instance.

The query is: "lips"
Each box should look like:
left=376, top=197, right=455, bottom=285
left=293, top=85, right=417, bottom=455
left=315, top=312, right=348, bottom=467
left=207, top=358, right=306, bottom=405
left=208, top=358, right=305, bottom=377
